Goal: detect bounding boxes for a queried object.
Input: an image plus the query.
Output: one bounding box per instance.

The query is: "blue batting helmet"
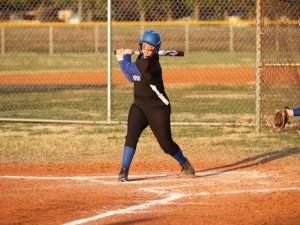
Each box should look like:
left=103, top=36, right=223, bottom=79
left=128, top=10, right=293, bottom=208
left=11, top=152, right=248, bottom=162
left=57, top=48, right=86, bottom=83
left=139, top=30, right=161, bottom=54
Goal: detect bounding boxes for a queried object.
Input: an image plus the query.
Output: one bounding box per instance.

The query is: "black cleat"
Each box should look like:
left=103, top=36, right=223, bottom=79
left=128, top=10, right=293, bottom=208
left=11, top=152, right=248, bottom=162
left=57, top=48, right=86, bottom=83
left=118, top=168, right=129, bottom=182
left=181, top=159, right=196, bottom=175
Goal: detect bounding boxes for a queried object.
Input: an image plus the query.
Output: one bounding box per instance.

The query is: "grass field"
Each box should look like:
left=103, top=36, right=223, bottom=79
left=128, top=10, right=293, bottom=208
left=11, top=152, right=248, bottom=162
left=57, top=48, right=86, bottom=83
left=0, top=122, right=299, bottom=164
left=0, top=51, right=255, bottom=73
left=0, top=84, right=255, bottom=123
left=0, top=51, right=256, bottom=123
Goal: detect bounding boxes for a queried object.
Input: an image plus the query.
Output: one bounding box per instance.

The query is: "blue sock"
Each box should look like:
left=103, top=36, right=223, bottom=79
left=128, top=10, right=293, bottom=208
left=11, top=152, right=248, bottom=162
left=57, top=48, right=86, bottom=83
left=293, top=107, right=300, bottom=116
left=121, top=146, right=136, bottom=169
left=172, top=147, right=186, bottom=165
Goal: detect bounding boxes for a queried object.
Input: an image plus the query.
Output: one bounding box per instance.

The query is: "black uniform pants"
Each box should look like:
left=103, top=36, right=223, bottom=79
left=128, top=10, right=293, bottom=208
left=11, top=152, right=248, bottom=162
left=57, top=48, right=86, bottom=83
left=125, top=103, right=179, bottom=156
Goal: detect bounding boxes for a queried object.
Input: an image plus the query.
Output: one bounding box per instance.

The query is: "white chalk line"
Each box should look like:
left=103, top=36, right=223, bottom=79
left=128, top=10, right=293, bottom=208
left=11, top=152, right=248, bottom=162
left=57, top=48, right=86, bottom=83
left=194, top=187, right=300, bottom=196
left=2, top=172, right=299, bottom=225
left=0, top=174, right=168, bottom=180
left=63, top=193, right=185, bottom=225
left=0, top=170, right=275, bottom=184
left=94, top=178, right=198, bottom=185
left=1, top=175, right=193, bottom=185
left=63, top=186, right=300, bottom=225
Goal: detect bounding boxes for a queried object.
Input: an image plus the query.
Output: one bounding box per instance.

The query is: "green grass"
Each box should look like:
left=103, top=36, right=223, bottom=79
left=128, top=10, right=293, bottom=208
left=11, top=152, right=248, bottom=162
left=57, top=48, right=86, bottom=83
left=0, top=53, right=109, bottom=72
left=0, top=123, right=299, bottom=164
left=0, top=51, right=256, bottom=124
left=0, top=51, right=255, bottom=73
left=0, top=84, right=255, bottom=123
left=0, top=89, right=108, bottom=120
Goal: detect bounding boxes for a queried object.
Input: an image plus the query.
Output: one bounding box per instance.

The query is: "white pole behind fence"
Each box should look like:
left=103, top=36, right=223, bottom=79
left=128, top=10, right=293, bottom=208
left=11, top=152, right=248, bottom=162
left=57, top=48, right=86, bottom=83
left=185, top=24, right=189, bottom=54
left=1, top=27, right=4, bottom=54
left=229, top=24, right=234, bottom=52
left=255, top=0, right=262, bottom=133
left=107, top=0, right=112, bottom=123
left=49, top=25, right=53, bottom=55
left=95, top=25, right=99, bottom=53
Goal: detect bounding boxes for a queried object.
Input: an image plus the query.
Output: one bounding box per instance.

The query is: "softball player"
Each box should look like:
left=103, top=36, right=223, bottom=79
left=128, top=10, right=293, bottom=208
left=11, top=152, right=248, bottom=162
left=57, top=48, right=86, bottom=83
left=115, top=30, right=195, bottom=182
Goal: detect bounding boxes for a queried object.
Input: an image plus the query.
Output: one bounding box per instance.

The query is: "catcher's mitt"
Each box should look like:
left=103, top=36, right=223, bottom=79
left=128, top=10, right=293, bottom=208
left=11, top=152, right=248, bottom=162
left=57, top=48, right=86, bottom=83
left=273, top=107, right=289, bottom=129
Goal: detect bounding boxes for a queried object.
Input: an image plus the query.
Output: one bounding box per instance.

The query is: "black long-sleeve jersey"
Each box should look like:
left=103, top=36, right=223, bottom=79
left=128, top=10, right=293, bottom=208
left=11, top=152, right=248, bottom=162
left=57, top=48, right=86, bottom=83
left=120, top=53, right=170, bottom=107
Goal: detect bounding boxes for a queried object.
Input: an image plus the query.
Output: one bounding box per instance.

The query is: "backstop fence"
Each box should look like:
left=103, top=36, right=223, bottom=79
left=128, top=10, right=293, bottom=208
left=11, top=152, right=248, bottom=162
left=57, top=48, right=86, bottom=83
left=259, top=0, right=300, bottom=130
left=0, top=0, right=299, bottom=130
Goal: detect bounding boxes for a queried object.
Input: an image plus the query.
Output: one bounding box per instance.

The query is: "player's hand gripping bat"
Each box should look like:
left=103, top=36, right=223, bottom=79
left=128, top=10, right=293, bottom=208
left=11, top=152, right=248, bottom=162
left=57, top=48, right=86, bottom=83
left=113, top=49, right=184, bottom=57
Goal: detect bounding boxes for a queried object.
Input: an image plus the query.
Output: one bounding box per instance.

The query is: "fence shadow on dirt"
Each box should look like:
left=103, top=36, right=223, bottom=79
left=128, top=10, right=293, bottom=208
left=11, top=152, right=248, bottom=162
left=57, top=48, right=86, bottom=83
left=198, top=147, right=300, bottom=177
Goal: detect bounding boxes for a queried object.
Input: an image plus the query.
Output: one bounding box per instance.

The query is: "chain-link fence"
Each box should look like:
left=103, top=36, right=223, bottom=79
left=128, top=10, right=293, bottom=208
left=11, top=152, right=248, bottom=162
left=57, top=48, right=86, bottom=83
left=259, top=0, right=300, bottom=129
left=0, top=0, right=299, bottom=128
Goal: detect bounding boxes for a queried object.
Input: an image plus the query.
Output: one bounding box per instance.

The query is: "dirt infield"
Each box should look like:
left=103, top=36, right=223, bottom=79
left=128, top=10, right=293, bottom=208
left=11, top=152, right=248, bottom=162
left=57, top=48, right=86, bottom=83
left=0, top=67, right=255, bottom=85
left=0, top=161, right=299, bottom=225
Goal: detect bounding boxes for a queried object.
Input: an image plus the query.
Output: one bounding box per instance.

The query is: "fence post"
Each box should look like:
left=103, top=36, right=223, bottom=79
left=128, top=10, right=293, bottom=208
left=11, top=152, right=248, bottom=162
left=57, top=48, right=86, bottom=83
left=1, top=26, right=4, bottom=54
left=107, top=0, right=112, bottom=123
left=49, top=25, right=53, bottom=55
left=229, top=24, right=234, bottom=52
left=255, top=0, right=262, bottom=133
left=95, top=25, right=99, bottom=53
left=185, top=23, right=189, bottom=54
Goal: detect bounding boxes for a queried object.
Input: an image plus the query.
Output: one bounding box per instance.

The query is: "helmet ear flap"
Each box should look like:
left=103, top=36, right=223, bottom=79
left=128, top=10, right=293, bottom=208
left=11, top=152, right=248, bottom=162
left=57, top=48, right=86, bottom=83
left=154, top=45, right=160, bottom=54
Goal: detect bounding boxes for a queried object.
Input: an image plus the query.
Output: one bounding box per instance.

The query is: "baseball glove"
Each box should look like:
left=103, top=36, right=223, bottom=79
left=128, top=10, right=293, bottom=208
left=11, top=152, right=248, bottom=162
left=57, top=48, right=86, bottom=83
left=273, top=107, right=289, bottom=129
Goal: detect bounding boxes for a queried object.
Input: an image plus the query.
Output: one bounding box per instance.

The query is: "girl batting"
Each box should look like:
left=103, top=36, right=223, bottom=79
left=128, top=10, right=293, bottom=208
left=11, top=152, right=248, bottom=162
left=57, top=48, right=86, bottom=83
left=115, top=30, right=195, bottom=182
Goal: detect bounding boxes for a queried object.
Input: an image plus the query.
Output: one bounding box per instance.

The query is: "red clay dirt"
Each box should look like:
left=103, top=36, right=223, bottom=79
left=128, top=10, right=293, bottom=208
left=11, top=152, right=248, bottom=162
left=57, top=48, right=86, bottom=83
left=0, top=161, right=299, bottom=225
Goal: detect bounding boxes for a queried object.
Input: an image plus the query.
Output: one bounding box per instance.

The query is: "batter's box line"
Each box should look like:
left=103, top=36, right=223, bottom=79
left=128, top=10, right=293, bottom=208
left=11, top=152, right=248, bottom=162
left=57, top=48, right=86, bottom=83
left=1, top=174, right=299, bottom=225
left=0, top=173, right=171, bottom=181
left=194, top=187, right=300, bottom=196
left=63, top=186, right=300, bottom=225
left=0, top=170, right=280, bottom=185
